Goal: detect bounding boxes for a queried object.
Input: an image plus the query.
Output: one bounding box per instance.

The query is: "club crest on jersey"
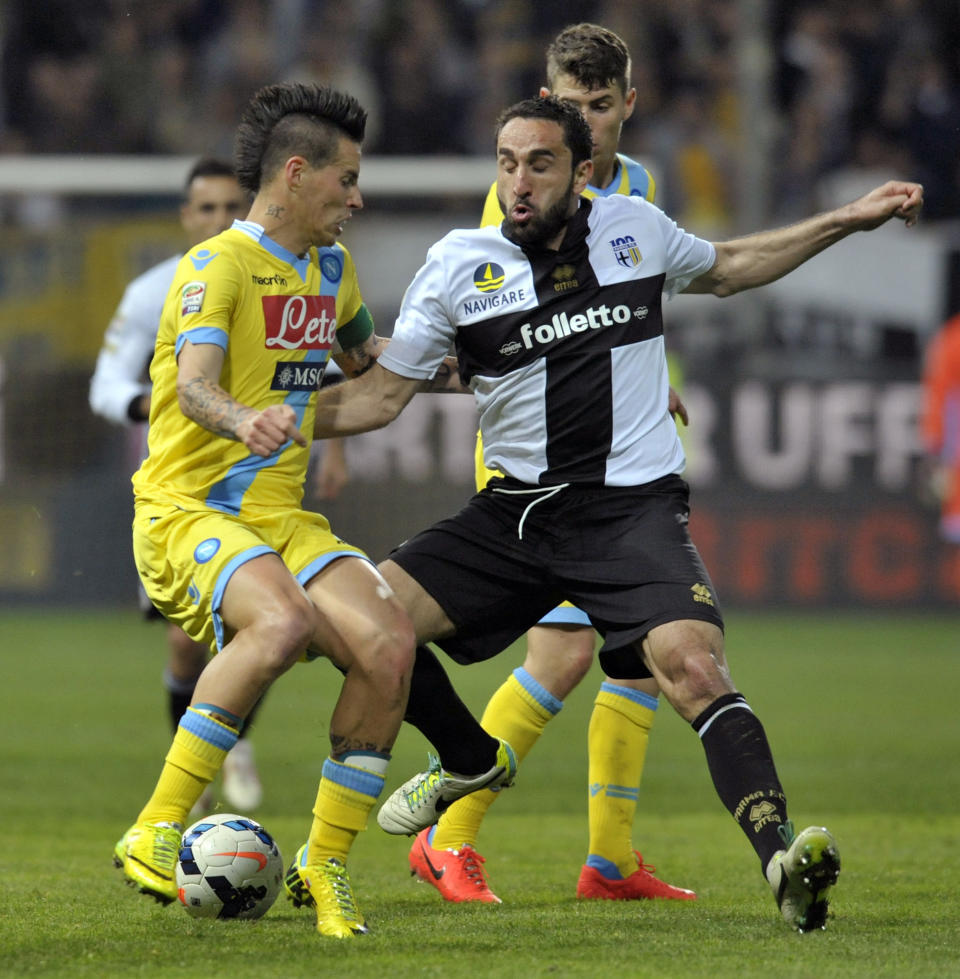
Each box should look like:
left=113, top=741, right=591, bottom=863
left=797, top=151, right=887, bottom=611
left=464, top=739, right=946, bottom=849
left=610, top=234, right=642, bottom=268
left=193, top=538, right=221, bottom=564
left=473, top=262, right=505, bottom=293
left=262, top=295, right=337, bottom=350
left=181, top=281, right=206, bottom=315
left=320, top=254, right=343, bottom=283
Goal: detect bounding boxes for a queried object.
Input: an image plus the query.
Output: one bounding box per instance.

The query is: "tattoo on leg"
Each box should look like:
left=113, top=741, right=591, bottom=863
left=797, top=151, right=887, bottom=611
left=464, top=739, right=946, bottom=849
left=330, top=734, right=392, bottom=757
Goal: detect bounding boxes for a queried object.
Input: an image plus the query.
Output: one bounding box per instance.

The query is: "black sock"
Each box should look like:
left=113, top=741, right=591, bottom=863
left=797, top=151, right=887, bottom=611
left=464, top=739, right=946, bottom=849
left=692, top=692, right=789, bottom=870
left=166, top=682, right=195, bottom=734
left=241, top=694, right=264, bottom=737
left=404, top=645, right=499, bottom=774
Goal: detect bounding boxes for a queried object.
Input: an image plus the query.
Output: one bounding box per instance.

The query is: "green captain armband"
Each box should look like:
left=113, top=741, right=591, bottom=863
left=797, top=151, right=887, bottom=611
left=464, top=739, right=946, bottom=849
left=335, top=303, right=374, bottom=351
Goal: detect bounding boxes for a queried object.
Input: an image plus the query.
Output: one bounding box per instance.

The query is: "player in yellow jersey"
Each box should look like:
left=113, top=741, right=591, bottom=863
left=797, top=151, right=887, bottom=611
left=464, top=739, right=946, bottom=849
left=112, top=82, right=513, bottom=939
left=89, top=158, right=267, bottom=816
left=407, top=23, right=695, bottom=904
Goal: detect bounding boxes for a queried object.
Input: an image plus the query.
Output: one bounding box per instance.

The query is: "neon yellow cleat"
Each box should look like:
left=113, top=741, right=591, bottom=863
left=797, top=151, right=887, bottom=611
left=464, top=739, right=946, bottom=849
left=306, top=856, right=368, bottom=938
left=283, top=842, right=312, bottom=909
left=113, top=821, right=182, bottom=905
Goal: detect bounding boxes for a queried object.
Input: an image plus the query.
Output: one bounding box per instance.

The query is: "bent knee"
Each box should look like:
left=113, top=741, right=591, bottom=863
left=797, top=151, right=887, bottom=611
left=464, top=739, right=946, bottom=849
left=348, top=617, right=416, bottom=691
left=251, top=600, right=316, bottom=672
left=525, top=625, right=596, bottom=697
left=655, top=645, right=734, bottom=717
left=371, top=617, right=417, bottom=678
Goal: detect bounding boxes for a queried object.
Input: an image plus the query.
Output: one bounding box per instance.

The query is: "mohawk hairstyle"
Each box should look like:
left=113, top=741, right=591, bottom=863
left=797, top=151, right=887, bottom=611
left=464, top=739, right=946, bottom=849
left=545, top=23, right=632, bottom=96
left=234, top=82, right=367, bottom=194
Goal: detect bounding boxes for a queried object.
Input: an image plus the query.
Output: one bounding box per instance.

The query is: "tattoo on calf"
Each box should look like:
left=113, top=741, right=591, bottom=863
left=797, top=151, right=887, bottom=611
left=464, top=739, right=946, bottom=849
left=330, top=734, right=390, bottom=756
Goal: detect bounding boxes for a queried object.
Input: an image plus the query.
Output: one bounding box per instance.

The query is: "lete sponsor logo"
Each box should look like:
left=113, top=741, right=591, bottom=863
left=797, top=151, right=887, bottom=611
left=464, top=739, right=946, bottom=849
left=262, top=295, right=337, bottom=350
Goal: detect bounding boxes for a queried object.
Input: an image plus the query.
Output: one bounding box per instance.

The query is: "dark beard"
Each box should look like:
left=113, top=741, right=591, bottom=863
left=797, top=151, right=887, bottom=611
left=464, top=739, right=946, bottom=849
left=500, top=181, right=576, bottom=248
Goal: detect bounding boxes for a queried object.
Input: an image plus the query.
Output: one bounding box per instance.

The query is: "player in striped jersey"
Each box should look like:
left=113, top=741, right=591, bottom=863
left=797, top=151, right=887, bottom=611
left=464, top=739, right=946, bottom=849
left=417, top=23, right=693, bottom=906
left=314, top=94, right=922, bottom=931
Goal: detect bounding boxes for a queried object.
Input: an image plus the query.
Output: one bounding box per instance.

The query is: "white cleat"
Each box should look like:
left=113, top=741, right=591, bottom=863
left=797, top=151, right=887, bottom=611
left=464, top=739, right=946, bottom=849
left=766, top=824, right=841, bottom=932
left=377, top=740, right=517, bottom=836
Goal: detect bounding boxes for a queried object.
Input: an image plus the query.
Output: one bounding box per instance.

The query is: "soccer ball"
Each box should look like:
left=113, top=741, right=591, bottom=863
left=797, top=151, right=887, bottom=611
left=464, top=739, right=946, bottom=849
left=175, top=813, right=283, bottom=919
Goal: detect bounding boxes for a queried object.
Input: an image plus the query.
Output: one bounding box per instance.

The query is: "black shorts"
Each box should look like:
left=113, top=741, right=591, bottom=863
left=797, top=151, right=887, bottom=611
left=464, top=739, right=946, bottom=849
left=388, top=474, right=723, bottom=679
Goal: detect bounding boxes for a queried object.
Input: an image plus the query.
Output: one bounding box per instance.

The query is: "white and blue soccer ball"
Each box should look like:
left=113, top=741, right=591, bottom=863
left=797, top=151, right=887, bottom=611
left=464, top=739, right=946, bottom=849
left=176, top=813, right=283, bottom=919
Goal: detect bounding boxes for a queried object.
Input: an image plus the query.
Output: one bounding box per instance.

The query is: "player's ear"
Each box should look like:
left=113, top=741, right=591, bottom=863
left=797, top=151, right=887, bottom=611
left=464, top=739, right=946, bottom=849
left=285, top=156, right=307, bottom=190
left=574, top=158, right=593, bottom=194
left=623, top=87, right=637, bottom=121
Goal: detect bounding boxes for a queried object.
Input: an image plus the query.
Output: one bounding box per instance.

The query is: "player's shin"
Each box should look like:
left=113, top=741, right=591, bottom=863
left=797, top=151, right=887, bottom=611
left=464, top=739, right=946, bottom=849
left=692, top=692, right=788, bottom=870
left=432, top=666, right=558, bottom=850
left=138, top=705, right=240, bottom=826
left=586, top=683, right=657, bottom=876
left=403, top=645, right=501, bottom=773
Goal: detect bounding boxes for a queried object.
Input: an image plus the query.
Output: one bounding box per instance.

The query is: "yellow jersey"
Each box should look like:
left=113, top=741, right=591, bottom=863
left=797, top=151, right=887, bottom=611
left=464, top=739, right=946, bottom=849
left=133, top=220, right=371, bottom=514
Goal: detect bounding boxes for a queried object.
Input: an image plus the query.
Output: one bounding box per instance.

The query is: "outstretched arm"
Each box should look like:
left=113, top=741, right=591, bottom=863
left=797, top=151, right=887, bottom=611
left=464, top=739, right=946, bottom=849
left=684, top=180, right=924, bottom=298
left=314, top=362, right=423, bottom=438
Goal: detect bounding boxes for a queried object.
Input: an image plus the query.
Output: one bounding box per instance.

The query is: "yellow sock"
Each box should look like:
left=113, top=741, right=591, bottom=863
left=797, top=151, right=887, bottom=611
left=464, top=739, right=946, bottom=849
left=138, top=706, right=238, bottom=826
left=586, top=683, right=657, bottom=878
left=307, top=757, right=385, bottom=864
left=432, top=668, right=559, bottom=850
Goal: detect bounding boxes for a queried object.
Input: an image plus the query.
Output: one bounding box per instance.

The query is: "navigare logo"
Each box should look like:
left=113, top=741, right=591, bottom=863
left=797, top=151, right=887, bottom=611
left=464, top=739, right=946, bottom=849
left=263, top=295, right=337, bottom=350
left=518, top=302, right=633, bottom=349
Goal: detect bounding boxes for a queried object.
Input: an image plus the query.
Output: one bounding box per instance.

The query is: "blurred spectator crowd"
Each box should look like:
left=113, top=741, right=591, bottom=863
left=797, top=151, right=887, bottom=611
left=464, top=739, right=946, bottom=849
left=1, top=0, right=959, bottom=223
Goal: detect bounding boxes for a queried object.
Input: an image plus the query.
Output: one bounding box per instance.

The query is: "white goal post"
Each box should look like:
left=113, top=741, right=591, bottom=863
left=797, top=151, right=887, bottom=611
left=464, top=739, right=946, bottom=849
left=0, top=155, right=494, bottom=197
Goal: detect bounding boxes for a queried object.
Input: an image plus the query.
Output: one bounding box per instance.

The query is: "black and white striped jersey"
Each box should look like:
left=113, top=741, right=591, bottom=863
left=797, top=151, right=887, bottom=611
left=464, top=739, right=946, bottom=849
left=379, top=195, right=716, bottom=487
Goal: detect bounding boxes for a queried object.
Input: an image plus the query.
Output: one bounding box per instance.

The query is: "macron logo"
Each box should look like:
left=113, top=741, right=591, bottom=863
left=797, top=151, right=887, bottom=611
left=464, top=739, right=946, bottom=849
left=189, top=249, right=219, bottom=270
left=519, top=303, right=631, bottom=349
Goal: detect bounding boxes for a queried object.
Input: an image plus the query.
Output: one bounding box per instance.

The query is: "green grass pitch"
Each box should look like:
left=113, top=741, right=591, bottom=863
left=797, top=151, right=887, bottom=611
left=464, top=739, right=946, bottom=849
left=2, top=608, right=959, bottom=977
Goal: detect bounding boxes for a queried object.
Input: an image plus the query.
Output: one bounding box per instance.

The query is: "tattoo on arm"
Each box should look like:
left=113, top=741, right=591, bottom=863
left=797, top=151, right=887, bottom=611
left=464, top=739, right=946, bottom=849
left=419, top=357, right=466, bottom=393
left=339, top=342, right=375, bottom=378
left=181, top=376, right=253, bottom=440
left=420, top=360, right=452, bottom=391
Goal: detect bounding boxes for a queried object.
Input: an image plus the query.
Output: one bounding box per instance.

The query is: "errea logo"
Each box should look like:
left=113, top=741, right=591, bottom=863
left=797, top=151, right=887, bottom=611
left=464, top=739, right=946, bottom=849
left=519, top=303, right=631, bottom=349
left=691, top=583, right=714, bottom=606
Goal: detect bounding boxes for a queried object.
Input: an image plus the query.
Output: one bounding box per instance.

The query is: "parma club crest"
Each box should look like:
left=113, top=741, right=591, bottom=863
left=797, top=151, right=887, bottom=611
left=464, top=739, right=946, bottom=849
left=609, top=234, right=642, bottom=268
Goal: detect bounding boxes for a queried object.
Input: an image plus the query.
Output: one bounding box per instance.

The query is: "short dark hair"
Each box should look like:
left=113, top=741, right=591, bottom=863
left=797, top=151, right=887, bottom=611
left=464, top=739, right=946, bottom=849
left=234, top=82, right=367, bottom=194
left=495, top=96, right=593, bottom=170
left=545, top=23, right=632, bottom=96
left=183, top=157, right=235, bottom=198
